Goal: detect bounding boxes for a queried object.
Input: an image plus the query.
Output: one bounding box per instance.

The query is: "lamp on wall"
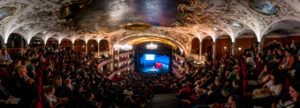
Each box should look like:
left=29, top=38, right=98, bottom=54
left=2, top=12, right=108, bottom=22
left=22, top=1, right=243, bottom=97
left=238, top=47, right=242, bottom=51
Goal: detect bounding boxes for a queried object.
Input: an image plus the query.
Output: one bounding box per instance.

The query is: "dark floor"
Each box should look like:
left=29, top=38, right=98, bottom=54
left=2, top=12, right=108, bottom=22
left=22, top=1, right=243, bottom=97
left=147, top=93, right=181, bottom=108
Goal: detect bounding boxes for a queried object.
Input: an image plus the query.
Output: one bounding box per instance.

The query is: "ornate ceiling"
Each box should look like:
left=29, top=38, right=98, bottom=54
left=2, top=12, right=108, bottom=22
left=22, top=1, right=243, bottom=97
left=0, top=0, right=300, bottom=53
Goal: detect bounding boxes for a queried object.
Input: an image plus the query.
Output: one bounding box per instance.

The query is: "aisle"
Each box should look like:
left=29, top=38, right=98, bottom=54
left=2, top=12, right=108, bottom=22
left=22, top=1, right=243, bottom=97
left=147, top=93, right=181, bottom=108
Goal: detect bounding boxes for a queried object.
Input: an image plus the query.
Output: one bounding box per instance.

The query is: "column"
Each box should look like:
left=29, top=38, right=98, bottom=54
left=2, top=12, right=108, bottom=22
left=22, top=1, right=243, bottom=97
left=72, top=44, right=74, bottom=50
left=213, top=42, right=216, bottom=59
left=85, top=43, right=88, bottom=54
left=98, top=42, right=100, bottom=56
left=231, top=42, right=236, bottom=56
left=199, top=42, right=202, bottom=61
left=4, top=43, right=8, bottom=49
left=257, top=42, right=262, bottom=54
left=110, top=62, right=114, bottom=72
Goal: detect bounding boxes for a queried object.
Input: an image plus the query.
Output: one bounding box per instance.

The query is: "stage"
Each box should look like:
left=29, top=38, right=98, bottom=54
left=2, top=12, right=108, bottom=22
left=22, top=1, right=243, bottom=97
left=137, top=66, right=169, bottom=74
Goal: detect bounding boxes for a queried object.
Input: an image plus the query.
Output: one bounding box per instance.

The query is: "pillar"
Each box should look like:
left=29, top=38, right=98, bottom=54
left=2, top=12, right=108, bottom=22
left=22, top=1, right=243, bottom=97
left=98, top=42, right=100, bottom=56
left=231, top=42, right=236, bottom=56
left=199, top=42, right=202, bottom=61
left=72, top=44, right=74, bottom=50
left=257, top=42, right=262, bottom=54
left=4, top=43, right=8, bottom=49
left=213, top=42, right=216, bottom=59
left=85, top=43, right=88, bottom=54
left=110, top=62, right=114, bottom=72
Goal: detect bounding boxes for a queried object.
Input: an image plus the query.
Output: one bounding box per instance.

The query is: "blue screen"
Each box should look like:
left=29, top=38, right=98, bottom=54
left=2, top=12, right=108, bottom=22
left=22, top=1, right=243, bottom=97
left=139, top=54, right=170, bottom=73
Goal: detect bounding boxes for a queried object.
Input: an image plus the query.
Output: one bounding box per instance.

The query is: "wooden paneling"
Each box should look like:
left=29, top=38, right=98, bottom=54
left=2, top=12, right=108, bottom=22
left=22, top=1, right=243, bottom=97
left=235, top=37, right=257, bottom=55
left=191, top=38, right=200, bottom=54
left=216, top=38, right=232, bottom=57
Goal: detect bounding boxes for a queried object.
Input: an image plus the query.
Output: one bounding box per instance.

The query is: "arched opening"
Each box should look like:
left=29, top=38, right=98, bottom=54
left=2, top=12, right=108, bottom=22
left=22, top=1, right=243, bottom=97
left=216, top=35, right=232, bottom=58
left=262, top=20, right=300, bottom=55
left=7, top=33, right=27, bottom=48
left=0, top=35, right=3, bottom=49
left=202, top=36, right=213, bottom=58
left=46, top=38, right=59, bottom=50
left=191, top=38, right=200, bottom=55
left=74, top=39, right=86, bottom=53
left=99, top=39, right=109, bottom=52
left=235, top=34, right=257, bottom=56
left=87, top=39, right=98, bottom=55
left=29, top=37, right=44, bottom=49
left=134, top=42, right=172, bottom=74
left=7, top=33, right=27, bottom=57
left=61, top=39, right=72, bottom=50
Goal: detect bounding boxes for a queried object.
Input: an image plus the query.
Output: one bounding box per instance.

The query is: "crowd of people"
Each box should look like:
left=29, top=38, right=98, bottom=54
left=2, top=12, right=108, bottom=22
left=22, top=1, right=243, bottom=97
left=174, top=40, right=300, bottom=108
left=0, top=47, right=178, bottom=108
left=0, top=40, right=299, bottom=108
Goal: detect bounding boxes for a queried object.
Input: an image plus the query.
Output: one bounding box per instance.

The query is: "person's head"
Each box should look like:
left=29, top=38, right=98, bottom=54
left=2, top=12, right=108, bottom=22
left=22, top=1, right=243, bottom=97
left=64, top=77, right=72, bottom=84
left=52, top=75, right=63, bottom=87
left=195, top=88, right=203, bottom=95
left=3, top=49, right=8, bottom=55
left=31, top=58, right=39, bottom=65
left=277, top=49, right=283, bottom=55
left=284, top=50, right=291, bottom=57
left=228, top=95, right=241, bottom=106
left=44, top=86, right=55, bottom=95
left=16, top=65, right=27, bottom=77
left=86, top=92, right=94, bottom=100
left=289, top=82, right=300, bottom=102
left=232, top=80, right=240, bottom=88
left=270, top=70, right=283, bottom=85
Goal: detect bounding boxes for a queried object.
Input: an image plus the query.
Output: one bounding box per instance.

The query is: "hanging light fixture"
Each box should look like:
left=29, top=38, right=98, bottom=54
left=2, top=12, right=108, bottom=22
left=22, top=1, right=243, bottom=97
left=146, top=42, right=157, bottom=50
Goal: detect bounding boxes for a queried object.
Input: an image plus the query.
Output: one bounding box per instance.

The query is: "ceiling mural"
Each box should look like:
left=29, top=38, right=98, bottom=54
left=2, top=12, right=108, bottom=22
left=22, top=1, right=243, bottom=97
left=0, top=0, right=300, bottom=52
left=246, top=0, right=279, bottom=15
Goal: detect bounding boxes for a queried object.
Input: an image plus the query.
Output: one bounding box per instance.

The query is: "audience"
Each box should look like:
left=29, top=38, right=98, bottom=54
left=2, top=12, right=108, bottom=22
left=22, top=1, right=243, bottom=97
left=0, top=40, right=298, bottom=108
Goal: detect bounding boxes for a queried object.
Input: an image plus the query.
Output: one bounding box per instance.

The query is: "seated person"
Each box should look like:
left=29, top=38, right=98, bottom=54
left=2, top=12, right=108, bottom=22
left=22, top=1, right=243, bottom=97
left=43, top=86, right=68, bottom=108
left=0, top=79, right=19, bottom=107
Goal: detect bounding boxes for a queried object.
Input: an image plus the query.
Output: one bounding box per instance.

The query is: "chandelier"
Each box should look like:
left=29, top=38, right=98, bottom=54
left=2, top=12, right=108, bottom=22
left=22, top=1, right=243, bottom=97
left=146, top=42, right=157, bottom=50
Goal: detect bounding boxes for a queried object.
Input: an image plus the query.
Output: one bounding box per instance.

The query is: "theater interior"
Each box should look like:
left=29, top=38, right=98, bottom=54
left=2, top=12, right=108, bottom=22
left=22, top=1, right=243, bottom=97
left=0, top=0, right=300, bottom=108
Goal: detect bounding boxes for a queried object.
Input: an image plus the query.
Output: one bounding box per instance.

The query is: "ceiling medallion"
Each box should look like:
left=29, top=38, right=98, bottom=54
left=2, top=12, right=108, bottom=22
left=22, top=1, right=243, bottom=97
left=229, top=21, right=243, bottom=27
left=0, top=7, right=17, bottom=21
left=246, top=0, right=279, bottom=15
left=120, top=22, right=152, bottom=31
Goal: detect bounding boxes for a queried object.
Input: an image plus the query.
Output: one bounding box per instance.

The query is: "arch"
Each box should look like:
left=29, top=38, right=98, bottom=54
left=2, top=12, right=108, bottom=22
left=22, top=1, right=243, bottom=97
left=191, top=37, right=200, bottom=54
left=87, top=39, right=98, bottom=54
left=99, top=39, right=109, bottom=52
left=29, top=36, right=44, bottom=49
left=46, top=38, right=59, bottom=49
left=7, top=33, right=27, bottom=48
left=215, top=35, right=232, bottom=57
left=261, top=19, right=300, bottom=51
left=262, top=19, right=300, bottom=39
left=74, top=39, right=86, bottom=53
left=202, top=36, right=213, bottom=58
left=61, top=38, right=72, bottom=49
left=235, top=29, right=257, bottom=42
left=0, top=35, right=4, bottom=49
left=116, top=34, right=188, bottom=57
